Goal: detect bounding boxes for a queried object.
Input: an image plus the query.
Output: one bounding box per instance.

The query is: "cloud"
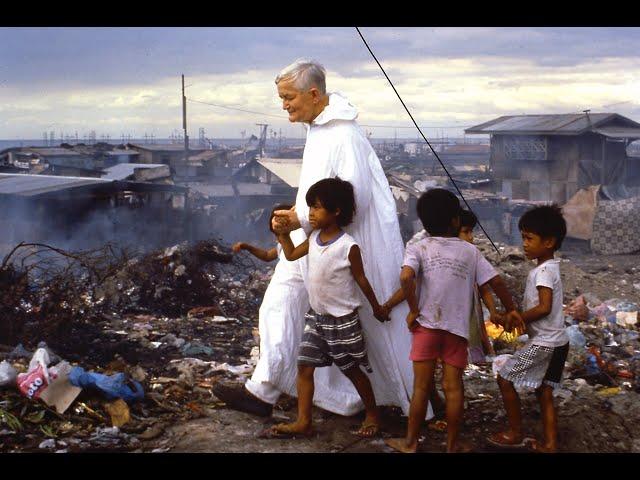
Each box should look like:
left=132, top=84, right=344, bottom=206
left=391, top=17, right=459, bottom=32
left=1, top=27, right=640, bottom=138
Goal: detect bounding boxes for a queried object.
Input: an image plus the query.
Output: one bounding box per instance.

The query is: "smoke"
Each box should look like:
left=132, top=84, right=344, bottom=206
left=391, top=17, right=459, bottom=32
left=0, top=188, right=298, bottom=260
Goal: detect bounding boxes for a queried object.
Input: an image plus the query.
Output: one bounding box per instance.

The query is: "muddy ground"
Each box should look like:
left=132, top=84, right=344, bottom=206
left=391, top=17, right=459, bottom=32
left=1, top=238, right=639, bottom=453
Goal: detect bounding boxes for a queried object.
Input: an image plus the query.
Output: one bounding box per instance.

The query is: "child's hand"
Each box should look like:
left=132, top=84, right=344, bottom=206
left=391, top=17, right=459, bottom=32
left=232, top=242, right=246, bottom=253
left=406, top=310, right=420, bottom=332
left=489, top=311, right=504, bottom=327
left=373, top=303, right=390, bottom=323
left=504, top=310, right=525, bottom=333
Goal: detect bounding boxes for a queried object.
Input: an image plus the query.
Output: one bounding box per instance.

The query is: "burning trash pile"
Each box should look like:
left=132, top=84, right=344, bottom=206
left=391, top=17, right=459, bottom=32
left=0, top=239, right=273, bottom=452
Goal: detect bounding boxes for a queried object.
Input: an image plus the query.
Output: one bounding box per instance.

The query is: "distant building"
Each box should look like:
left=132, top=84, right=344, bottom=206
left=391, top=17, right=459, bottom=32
left=232, top=157, right=301, bottom=194
left=466, top=113, right=640, bottom=203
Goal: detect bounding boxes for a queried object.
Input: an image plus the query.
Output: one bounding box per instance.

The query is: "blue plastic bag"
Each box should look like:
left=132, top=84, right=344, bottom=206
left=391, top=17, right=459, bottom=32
left=69, top=367, right=144, bottom=403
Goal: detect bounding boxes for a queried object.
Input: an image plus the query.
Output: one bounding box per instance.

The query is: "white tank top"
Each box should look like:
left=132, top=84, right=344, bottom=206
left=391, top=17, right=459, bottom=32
left=307, top=230, right=362, bottom=316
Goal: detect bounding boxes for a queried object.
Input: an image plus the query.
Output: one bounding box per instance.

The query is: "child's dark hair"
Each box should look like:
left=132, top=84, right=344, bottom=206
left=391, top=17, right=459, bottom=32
left=268, top=203, right=294, bottom=234
left=460, top=209, right=478, bottom=229
left=416, top=188, right=461, bottom=236
left=518, top=204, right=567, bottom=251
left=305, top=177, right=355, bottom=227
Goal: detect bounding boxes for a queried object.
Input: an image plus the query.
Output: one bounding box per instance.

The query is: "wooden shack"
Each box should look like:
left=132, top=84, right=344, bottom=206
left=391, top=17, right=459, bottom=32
left=465, top=113, right=640, bottom=204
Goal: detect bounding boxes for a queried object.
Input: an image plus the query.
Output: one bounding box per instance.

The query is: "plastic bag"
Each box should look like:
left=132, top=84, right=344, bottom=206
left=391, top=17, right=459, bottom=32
left=566, top=325, right=586, bottom=348
left=68, top=367, right=144, bottom=403
left=0, top=360, right=17, bottom=387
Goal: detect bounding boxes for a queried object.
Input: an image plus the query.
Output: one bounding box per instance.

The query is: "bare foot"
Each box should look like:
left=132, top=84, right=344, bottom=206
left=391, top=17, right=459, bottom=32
left=448, top=439, right=473, bottom=453
left=271, top=421, right=313, bottom=437
left=385, top=437, right=418, bottom=453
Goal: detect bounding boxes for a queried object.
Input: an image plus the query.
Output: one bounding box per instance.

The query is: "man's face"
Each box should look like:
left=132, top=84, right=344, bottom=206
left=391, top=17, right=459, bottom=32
left=277, top=78, right=318, bottom=124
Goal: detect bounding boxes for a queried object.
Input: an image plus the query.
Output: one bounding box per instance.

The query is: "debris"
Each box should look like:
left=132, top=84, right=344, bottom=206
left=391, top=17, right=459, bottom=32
left=180, top=342, right=214, bottom=357
left=137, top=423, right=166, bottom=440
left=0, top=361, right=17, bottom=387
left=616, top=311, right=638, bottom=327
left=565, top=295, right=589, bottom=323
left=491, top=354, right=512, bottom=377
left=8, top=344, right=32, bottom=360
left=38, top=439, right=56, bottom=449
left=566, top=325, right=587, bottom=348
left=104, top=399, right=131, bottom=428
left=68, top=368, right=144, bottom=403
left=596, top=387, right=622, bottom=397
left=38, top=362, right=82, bottom=414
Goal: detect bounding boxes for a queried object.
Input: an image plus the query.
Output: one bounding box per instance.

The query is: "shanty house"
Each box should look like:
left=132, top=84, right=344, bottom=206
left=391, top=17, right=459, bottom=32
left=465, top=113, right=640, bottom=204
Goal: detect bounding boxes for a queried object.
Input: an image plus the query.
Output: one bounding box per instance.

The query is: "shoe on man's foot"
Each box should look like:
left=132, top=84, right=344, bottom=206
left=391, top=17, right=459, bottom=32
left=212, top=382, right=273, bottom=417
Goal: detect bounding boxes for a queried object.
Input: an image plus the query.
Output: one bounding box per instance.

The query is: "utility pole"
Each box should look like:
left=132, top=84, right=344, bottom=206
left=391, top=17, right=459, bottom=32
left=182, top=74, right=189, bottom=164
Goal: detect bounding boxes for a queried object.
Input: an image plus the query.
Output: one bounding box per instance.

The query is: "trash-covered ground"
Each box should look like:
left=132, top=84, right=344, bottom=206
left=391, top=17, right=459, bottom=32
left=1, top=237, right=639, bottom=453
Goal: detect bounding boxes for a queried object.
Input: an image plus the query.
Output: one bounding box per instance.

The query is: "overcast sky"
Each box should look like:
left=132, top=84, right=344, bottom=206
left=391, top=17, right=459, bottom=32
left=1, top=27, right=639, bottom=140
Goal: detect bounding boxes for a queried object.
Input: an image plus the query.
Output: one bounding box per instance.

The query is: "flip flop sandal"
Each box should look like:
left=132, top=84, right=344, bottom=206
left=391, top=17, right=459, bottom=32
left=350, top=423, right=380, bottom=438
left=486, top=432, right=534, bottom=449
left=256, top=426, right=314, bottom=440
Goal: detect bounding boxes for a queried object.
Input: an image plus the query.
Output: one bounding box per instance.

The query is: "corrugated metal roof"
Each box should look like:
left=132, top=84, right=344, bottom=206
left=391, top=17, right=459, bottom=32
left=102, top=163, right=167, bottom=180
left=105, top=149, right=140, bottom=156
left=128, top=143, right=205, bottom=153
left=188, top=182, right=274, bottom=197
left=257, top=158, right=302, bottom=187
left=465, top=113, right=640, bottom=135
left=0, top=173, right=111, bottom=197
left=593, top=127, right=640, bottom=139
left=25, top=147, right=82, bottom=156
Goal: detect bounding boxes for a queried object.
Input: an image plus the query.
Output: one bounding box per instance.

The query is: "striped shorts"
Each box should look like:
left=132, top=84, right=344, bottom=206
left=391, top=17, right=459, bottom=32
left=297, top=309, right=372, bottom=373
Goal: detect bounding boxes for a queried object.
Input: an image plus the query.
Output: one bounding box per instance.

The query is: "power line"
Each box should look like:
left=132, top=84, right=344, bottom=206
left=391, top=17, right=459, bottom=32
left=188, top=97, right=473, bottom=130
left=187, top=98, right=287, bottom=119
left=355, top=26, right=500, bottom=256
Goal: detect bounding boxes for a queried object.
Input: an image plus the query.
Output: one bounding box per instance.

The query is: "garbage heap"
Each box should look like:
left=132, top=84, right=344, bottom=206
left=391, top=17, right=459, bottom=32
left=0, top=239, right=274, bottom=452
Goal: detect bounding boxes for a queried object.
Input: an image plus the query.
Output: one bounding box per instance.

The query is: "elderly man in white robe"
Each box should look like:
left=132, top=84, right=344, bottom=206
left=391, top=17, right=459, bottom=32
left=213, top=59, right=432, bottom=422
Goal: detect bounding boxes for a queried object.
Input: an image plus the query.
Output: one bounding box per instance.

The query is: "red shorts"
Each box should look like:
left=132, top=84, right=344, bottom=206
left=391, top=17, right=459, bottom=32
left=410, top=326, right=468, bottom=369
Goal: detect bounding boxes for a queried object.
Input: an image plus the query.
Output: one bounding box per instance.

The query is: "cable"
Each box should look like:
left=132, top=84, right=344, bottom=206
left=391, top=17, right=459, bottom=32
left=187, top=98, right=287, bottom=119
left=355, top=26, right=501, bottom=255
left=188, top=98, right=475, bottom=131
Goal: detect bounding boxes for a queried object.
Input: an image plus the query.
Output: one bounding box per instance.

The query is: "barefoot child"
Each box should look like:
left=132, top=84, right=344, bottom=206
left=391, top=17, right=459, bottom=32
left=232, top=203, right=293, bottom=262
left=488, top=205, right=569, bottom=453
left=266, top=177, right=388, bottom=439
left=384, top=188, right=522, bottom=453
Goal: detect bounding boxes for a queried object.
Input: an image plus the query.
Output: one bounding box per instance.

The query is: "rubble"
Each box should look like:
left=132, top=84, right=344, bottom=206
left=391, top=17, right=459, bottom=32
left=0, top=238, right=274, bottom=452
left=2, top=232, right=640, bottom=452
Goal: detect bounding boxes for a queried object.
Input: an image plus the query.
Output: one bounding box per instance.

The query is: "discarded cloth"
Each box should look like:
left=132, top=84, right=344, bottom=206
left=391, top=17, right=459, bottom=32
left=68, top=367, right=144, bottom=403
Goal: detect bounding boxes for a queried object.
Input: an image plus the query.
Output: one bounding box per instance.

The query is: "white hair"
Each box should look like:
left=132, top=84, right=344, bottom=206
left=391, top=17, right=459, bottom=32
left=275, top=58, right=326, bottom=94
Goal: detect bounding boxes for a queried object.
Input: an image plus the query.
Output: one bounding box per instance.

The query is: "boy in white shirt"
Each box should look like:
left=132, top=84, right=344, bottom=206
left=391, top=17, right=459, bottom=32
left=488, top=205, right=569, bottom=453
left=264, top=177, right=388, bottom=439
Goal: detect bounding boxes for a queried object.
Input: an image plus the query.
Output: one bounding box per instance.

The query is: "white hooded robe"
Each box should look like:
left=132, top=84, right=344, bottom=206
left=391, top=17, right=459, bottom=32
left=246, top=92, right=431, bottom=417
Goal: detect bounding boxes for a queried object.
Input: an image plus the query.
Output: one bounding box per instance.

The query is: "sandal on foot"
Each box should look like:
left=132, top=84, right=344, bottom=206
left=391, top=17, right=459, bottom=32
left=256, top=426, right=313, bottom=440
left=486, top=431, right=533, bottom=449
left=350, top=422, right=380, bottom=438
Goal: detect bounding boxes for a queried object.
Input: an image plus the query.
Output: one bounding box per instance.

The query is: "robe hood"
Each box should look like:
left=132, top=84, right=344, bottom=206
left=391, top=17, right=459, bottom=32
left=311, top=92, right=358, bottom=126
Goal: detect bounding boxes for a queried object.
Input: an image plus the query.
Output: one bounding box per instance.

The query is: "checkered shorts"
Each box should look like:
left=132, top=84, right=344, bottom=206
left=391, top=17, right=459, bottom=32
left=297, top=309, right=372, bottom=373
left=499, top=342, right=569, bottom=389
